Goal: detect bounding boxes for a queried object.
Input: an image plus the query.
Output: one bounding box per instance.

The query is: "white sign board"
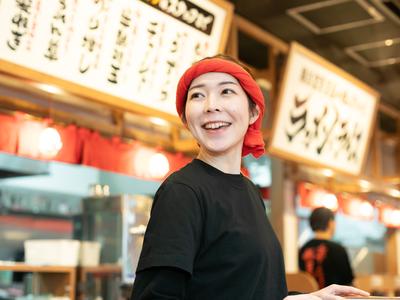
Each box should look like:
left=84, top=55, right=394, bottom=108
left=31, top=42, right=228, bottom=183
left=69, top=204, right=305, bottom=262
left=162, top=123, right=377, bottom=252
left=0, top=0, right=232, bottom=117
left=269, top=43, right=379, bottom=176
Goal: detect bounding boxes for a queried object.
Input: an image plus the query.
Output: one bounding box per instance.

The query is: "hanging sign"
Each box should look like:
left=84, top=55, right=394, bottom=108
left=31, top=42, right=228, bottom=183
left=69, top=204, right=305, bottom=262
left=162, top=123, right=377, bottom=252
left=0, top=0, right=233, bottom=119
left=269, top=42, right=379, bottom=176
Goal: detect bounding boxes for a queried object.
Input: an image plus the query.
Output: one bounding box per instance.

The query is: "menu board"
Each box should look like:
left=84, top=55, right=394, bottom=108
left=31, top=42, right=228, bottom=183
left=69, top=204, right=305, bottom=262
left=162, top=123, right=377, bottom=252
left=0, top=0, right=233, bottom=118
left=269, top=42, right=379, bottom=176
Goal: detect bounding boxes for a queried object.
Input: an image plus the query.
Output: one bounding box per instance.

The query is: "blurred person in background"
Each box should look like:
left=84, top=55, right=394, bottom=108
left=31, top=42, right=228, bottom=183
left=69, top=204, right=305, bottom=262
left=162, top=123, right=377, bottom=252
left=130, top=55, right=366, bottom=300
left=299, top=207, right=354, bottom=289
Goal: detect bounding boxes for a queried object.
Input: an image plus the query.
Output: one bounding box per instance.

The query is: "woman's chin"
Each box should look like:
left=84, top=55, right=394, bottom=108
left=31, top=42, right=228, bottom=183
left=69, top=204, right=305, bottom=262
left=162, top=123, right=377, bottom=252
left=200, top=143, right=241, bottom=157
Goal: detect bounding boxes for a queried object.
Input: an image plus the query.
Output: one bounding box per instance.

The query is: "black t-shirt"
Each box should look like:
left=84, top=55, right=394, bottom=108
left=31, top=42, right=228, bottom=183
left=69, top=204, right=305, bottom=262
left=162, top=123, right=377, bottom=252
left=299, top=239, right=354, bottom=288
left=133, top=159, right=287, bottom=300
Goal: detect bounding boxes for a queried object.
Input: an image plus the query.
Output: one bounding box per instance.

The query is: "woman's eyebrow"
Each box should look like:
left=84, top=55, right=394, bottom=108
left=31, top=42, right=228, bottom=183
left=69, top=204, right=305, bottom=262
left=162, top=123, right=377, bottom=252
left=188, top=84, right=205, bottom=91
left=218, top=81, right=238, bottom=86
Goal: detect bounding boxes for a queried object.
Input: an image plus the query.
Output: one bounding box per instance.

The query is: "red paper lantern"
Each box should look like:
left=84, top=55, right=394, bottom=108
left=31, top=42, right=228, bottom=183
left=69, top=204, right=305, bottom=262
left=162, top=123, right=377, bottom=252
left=380, top=205, right=400, bottom=228
left=340, top=194, right=374, bottom=220
left=0, top=113, right=19, bottom=154
left=298, top=182, right=338, bottom=211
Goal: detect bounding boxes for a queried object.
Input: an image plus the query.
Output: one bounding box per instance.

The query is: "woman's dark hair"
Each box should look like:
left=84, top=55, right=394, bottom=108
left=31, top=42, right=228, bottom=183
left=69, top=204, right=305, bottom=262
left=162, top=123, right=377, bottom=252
left=309, top=207, right=335, bottom=232
left=181, top=54, right=257, bottom=122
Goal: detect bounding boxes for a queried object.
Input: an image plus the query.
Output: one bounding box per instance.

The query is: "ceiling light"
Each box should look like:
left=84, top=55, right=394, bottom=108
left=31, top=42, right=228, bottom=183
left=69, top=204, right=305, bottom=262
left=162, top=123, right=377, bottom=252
left=149, top=116, right=169, bottom=127
left=35, top=83, right=64, bottom=95
left=321, top=168, right=334, bottom=177
left=359, top=179, right=372, bottom=191
left=387, top=188, right=400, bottom=198
left=385, top=39, right=393, bottom=46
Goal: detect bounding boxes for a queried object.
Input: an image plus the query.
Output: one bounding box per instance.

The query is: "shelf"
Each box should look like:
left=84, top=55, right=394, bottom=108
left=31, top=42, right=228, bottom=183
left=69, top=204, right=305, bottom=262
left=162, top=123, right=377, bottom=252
left=0, top=152, right=49, bottom=177
left=0, top=261, right=76, bottom=300
left=0, top=261, right=76, bottom=273
left=0, top=262, right=122, bottom=300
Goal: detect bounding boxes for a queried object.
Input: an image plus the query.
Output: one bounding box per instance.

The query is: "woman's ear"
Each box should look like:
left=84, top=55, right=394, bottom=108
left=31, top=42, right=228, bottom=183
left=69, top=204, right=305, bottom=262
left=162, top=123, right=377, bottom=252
left=249, top=104, right=260, bottom=125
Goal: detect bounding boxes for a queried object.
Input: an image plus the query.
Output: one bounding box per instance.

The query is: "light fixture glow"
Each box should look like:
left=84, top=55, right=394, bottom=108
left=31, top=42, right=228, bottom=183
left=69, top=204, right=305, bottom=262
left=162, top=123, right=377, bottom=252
left=38, top=127, right=63, bottom=157
left=385, top=39, right=393, bottom=46
left=359, top=179, right=372, bottom=191
left=321, top=168, right=334, bottom=177
left=311, top=190, right=338, bottom=211
left=346, top=198, right=374, bottom=220
left=149, top=117, right=169, bottom=127
left=381, top=207, right=400, bottom=227
left=321, top=193, right=338, bottom=211
left=388, top=188, right=400, bottom=198
left=134, top=148, right=170, bottom=179
left=359, top=201, right=374, bottom=218
left=36, top=83, right=64, bottom=95
left=149, top=153, right=170, bottom=178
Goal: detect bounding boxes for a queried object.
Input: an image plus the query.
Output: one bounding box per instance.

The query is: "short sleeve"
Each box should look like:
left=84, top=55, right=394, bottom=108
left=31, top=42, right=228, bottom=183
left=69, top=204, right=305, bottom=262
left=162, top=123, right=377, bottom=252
left=137, top=182, right=203, bottom=274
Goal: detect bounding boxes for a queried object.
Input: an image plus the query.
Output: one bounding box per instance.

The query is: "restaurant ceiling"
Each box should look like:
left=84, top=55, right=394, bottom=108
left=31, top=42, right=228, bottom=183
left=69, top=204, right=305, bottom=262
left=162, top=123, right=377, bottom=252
left=229, top=0, right=400, bottom=132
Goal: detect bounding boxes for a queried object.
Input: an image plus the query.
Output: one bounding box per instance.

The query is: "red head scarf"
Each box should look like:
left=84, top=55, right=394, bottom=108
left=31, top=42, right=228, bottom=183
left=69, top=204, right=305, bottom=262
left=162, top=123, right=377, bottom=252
left=176, top=57, right=265, bottom=158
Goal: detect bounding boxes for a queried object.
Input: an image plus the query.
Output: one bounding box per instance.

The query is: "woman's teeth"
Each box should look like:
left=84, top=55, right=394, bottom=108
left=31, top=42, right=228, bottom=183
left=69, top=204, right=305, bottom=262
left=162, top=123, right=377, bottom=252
left=203, top=122, right=230, bottom=129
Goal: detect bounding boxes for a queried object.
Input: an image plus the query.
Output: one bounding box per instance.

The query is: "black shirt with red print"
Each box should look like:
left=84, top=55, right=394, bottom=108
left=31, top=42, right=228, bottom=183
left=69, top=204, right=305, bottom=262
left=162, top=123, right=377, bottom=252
left=299, top=239, right=354, bottom=289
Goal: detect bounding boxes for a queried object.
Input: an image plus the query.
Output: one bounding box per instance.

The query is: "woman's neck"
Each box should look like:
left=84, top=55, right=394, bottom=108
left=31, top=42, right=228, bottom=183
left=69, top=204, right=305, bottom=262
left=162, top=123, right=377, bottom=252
left=197, top=149, right=242, bottom=174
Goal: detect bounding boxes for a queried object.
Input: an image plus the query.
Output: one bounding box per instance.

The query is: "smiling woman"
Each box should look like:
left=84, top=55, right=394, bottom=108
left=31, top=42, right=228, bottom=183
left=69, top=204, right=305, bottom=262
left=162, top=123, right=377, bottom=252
left=129, top=55, right=369, bottom=300
left=176, top=55, right=266, bottom=160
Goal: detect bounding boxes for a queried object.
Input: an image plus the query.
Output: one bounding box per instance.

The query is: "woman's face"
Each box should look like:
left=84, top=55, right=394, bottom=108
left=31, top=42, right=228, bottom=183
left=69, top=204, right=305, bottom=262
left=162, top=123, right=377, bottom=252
left=184, top=72, right=259, bottom=157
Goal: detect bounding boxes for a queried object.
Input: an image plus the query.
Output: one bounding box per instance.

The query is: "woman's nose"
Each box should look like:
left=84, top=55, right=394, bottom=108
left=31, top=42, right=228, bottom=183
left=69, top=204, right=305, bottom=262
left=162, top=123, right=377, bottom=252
left=204, top=93, right=221, bottom=112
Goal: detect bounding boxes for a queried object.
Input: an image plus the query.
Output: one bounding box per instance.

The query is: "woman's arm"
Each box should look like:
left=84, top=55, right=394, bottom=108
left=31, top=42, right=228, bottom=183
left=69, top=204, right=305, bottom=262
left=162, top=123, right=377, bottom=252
left=130, top=267, right=189, bottom=300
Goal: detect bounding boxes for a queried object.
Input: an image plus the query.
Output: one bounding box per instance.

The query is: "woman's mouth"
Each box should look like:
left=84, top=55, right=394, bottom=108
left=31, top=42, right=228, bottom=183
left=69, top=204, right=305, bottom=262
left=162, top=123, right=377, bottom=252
left=202, top=121, right=231, bottom=130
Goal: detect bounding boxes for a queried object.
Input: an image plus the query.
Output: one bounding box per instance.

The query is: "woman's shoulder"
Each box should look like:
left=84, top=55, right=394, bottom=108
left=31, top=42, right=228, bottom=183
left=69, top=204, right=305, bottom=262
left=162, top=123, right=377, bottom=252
left=152, top=162, right=206, bottom=208
left=167, top=160, right=202, bottom=181
left=157, top=160, right=205, bottom=192
left=241, top=174, right=260, bottom=191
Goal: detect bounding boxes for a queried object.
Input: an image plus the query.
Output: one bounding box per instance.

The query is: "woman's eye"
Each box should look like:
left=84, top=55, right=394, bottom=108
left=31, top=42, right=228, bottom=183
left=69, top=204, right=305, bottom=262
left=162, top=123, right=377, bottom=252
left=221, top=88, right=235, bottom=95
left=189, top=92, right=203, bottom=100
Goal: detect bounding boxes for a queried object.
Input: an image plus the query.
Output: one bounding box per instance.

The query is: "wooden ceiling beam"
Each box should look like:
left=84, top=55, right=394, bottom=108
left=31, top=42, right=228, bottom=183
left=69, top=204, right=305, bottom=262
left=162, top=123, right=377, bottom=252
left=379, top=102, right=400, bottom=122
left=235, top=15, right=289, bottom=54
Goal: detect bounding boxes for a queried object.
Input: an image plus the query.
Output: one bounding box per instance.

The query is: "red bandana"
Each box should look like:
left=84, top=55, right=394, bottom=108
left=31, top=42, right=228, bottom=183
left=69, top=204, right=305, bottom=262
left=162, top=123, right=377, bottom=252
left=176, top=58, right=265, bottom=158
